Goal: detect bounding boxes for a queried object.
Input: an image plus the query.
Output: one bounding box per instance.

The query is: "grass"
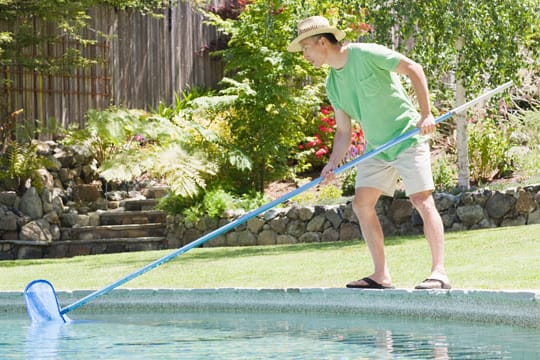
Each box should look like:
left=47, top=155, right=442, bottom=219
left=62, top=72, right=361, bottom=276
left=1, top=224, right=539, bottom=292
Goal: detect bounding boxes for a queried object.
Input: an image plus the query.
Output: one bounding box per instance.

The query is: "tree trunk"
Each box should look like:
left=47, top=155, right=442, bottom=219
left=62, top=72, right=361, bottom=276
left=454, top=37, right=470, bottom=190
left=455, top=78, right=470, bottom=190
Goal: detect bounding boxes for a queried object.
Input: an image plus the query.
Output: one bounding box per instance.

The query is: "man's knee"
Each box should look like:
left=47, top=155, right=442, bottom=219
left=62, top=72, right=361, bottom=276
left=409, top=190, right=436, bottom=213
left=352, top=191, right=379, bottom=219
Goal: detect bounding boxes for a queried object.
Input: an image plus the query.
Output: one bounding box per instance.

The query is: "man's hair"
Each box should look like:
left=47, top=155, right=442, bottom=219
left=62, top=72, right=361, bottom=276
left=318, top=33, right=339, bottom=44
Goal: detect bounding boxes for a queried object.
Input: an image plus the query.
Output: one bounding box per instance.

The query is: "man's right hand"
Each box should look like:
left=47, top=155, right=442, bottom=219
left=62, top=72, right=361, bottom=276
left=321, top=161, right=337, bottom=184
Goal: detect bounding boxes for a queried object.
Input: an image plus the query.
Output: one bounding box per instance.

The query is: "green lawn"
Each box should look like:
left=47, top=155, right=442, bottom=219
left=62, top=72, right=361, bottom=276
left=1, top=224, right=539, bottom=292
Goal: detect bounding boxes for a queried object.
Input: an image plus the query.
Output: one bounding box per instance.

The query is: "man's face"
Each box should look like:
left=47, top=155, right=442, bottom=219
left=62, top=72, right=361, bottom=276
left=300, top=36, right=326, bottom=69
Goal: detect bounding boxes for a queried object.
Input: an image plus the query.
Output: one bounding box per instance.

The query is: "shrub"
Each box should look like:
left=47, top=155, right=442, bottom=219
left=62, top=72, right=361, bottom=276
left=468, top=116, right=514, bottom=184
left=157, top=186, right=269, bottom=221
left=292, top=184, right=343, bottom=206
left=508, top=110, right=540, bottom=179
left=432, top=152, right=458, bottom=191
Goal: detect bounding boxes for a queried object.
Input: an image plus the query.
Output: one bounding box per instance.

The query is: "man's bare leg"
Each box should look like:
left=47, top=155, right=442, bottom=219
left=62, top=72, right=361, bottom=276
left=410, top=190, right=450, bottom=288
left=348, top=187, right=393, bottom=287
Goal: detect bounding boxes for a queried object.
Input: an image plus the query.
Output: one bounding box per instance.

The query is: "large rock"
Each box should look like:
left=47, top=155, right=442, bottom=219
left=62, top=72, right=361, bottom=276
left=20, top=219, right=53, bottom=243
left=36, top=168, right=54, bottom=189
left=299, top=232, right=320, bottom=243
left=434, top=193, right=459, bottom=211
left=269, top=217, right=288, bottom=234
left=325, top=206, right=342, bottom=229
left=515, top=189, right=536, bottom=214
left=0, top=212, right=18, bottom=231
left=307, top=214, right=326, bottom=232
left=0, top=191, right=17, bottom=207
left=257, top=230, right=276, bottom=245
left=485, top=192, right=516, bottom=219
left=388, top=198, right=413, bottom=225
left=247, top=217, right=265, bottom=233
left=527, top=210, right=540, bottom=225
left=339, top=222, right=362, bottom=241
left=73, top=184, right=102, bottom=202
left=20, top=187, right=43, bottom=220
left=41, top=187, right=53, bottom=213
left=456, top=205, right=485, bottom=226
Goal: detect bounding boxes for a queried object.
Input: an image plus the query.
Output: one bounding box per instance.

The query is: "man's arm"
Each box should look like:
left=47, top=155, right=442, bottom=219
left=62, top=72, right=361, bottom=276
left=395, top=57, right=436, bottom=135
left=321, top=108, right=352, bottom=181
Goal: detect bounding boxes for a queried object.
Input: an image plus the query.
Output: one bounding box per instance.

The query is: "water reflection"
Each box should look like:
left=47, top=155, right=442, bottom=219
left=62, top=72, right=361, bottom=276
left=2, top=311, right=536, bottom=359
left=331, top=328, right=450, bottom=359
left=25, top=321, right=66, bottom=359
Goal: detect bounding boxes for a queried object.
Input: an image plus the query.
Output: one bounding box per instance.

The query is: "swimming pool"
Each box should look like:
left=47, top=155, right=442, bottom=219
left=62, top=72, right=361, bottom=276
left=1, top=288, right=539, bottom=359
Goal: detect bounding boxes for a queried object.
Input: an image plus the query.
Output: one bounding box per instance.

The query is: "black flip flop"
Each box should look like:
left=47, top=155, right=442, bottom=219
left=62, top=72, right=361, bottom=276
left=346, top=277, right=395, bottom=289
left=414, top=278, right=452, bottom=290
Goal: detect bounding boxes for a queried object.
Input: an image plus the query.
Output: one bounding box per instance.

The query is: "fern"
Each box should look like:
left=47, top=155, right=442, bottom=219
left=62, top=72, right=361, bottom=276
left=0, top=142, right=53, bottom=193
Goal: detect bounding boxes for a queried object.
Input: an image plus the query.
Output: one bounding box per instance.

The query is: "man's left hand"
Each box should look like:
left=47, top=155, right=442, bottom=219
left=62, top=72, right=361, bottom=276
left=417, top=114, right=436, bottom=135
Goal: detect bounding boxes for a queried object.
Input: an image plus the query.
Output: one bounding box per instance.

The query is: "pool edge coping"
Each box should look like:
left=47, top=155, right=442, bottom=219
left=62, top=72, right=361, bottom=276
left=2, top=288, right=539, bottom=328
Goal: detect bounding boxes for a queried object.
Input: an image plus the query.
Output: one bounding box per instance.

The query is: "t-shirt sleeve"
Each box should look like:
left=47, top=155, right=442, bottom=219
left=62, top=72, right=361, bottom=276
left=362, top=43, right=401, bottom=72
left=325, top=76, right=342, bottom=112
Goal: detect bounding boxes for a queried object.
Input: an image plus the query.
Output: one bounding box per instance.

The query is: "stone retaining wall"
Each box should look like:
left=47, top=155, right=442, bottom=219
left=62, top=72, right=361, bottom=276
left=165, top=185, right=540, bottom=248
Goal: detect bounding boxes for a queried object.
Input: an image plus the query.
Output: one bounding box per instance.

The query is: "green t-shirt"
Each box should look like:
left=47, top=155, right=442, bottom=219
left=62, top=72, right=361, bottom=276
left=326, top=43, right=425, bottom=161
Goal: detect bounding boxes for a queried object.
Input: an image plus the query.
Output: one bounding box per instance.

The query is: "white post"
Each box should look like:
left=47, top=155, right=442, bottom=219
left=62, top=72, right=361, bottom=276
left=455, top=37, right=470, bottom=190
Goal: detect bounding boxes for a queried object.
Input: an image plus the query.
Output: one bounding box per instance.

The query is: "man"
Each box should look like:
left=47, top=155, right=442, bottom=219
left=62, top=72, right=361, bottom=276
left=288, top=16, right=450, bottom=290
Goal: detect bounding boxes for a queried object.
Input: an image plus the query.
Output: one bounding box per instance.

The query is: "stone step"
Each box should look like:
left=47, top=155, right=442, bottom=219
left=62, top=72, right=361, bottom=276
left=53, top=236, right=166, bottom=245
left=61, top=223, right=165, bottom=241
left=121, top=199, right=159, bottom=211
left=47, top=237, right=167, bottom=257
left=99, top=210, right=166, bottom=226
left=1, top=237, right=167, bottom=259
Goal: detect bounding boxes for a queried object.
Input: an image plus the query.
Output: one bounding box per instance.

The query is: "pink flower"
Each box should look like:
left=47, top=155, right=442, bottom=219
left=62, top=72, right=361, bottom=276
left=315, top=147, right=328, bottom=158
left=319, top=125, right=333, bottom=133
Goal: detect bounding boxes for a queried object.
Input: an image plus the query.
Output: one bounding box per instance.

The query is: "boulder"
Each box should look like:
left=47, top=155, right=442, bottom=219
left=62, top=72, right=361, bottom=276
left=20, top=219, right=53, bottom=243
left=299, top=232, right=320, bottom=243
left=20, top=187, right=43, bottom=220
left=257, top=230, right=276, bottom=245
left=485, top=192, right=516, bottom=219
left=339, top=222, right=362, bottom=241
left=456, top=205, right=485, bottom=226
left=0, top=212, right=18, bottom=231
left=434, top=193, right=459, bottom=211
left=388, top=198, right=413, bottom=225
left=307, top=214, right=326, bottom=232
left=515, top=189, right=536, bottom=214
left=0, top=191, right=17, bottom=207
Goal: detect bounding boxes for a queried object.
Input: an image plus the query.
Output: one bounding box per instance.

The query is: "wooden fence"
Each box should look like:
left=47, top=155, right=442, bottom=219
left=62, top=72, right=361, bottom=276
left=1, top=1, right=224, bottom=132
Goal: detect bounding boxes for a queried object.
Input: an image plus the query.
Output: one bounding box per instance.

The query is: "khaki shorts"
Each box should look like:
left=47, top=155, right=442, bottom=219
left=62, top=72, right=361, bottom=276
left=355, top=142, right=434, bottom=196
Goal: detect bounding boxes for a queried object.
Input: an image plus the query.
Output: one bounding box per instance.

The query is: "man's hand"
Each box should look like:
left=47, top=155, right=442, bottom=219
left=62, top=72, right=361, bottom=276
left=320, top=161, right=337, bottom=184
left=417, top=114, right=436, bottom=135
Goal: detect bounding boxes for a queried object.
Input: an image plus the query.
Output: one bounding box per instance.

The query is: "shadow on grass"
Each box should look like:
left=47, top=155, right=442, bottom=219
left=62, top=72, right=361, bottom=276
left=0, top=235, right=427, bottom=267
left=178, top=234, right=424, bottom=261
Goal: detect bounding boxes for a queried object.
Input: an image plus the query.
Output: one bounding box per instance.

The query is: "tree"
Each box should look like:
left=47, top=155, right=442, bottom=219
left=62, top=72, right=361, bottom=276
left=365, top=0, right=539, bottom=188
left=196, top=0, right=370, bottom=192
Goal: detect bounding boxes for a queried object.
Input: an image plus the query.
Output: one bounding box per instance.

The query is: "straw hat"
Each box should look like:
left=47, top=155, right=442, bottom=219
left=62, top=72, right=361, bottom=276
left=287, top=16, right=346, bottom=52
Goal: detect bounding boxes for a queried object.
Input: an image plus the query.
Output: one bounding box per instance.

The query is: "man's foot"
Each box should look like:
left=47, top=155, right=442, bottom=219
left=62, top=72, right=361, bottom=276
left=414, top=278, right=451, bottom=290
left=346, top=277, right=395, bottom=289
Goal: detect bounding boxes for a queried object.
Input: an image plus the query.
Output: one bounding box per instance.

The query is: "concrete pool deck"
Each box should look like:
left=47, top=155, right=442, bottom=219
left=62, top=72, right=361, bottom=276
left=1, top=288, right=539, bottom=327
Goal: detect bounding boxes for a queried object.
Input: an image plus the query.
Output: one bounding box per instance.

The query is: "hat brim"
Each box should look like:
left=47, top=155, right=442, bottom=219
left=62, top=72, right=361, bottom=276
left=287, top=27, right=346, bottom=52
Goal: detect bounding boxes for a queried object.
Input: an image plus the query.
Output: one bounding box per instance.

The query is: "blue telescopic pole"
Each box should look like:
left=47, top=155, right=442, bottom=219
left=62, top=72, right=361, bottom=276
left=60, top=81, right=513, bottom=315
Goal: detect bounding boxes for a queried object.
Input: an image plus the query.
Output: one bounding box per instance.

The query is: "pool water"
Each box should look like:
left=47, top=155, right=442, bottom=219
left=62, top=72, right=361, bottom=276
left=2, top=310, right=539, bottom=359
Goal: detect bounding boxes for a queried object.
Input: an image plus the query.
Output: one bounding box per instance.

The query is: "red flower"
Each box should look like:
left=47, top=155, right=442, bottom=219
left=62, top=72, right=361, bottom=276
left=315, top=147, right=328, bottom=158
left=319, top=125, right=333, bottom=133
